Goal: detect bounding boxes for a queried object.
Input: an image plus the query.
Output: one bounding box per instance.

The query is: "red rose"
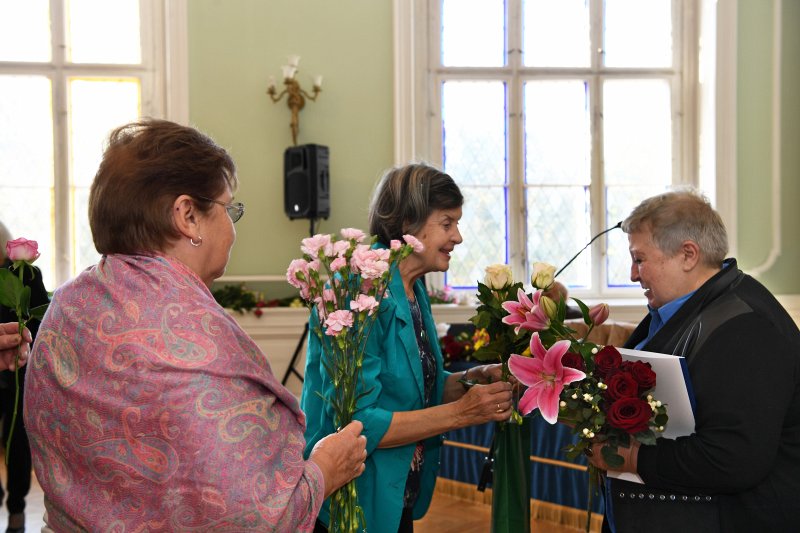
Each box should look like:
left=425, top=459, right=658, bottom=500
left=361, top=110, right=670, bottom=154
left=561, top=352, right=585, bottom=372
left=629, top=360, right=656, bottom=393
left=607, top=397, right=652, bottom=434
left=443, top=338, right=466, bottom=359
left=605, top=372, right=639, bottom=401
left=593, top=346, right=622, bottom=378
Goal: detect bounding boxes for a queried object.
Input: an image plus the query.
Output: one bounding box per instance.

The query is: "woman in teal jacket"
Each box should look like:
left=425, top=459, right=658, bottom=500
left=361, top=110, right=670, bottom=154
left=302, top=164, right=514, bottom=533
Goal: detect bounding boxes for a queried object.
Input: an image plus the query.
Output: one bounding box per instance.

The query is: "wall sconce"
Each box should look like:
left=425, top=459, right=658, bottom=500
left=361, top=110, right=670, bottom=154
left=266, top=55, right=323, bottom=146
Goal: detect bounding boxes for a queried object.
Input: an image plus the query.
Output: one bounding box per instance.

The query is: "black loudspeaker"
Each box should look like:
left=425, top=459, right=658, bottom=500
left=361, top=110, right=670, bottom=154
left=283, top=144, right=330, bottom=219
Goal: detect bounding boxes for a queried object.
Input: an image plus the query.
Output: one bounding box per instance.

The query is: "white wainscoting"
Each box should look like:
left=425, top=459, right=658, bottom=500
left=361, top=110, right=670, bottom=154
left=231, top=295, right=798, bottom=397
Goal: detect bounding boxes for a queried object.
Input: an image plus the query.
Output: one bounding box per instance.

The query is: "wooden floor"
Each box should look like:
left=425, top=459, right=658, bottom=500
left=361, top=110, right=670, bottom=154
left=6, top=471, right=587, bottom=532
left=417, top=490, right=593, bottom=533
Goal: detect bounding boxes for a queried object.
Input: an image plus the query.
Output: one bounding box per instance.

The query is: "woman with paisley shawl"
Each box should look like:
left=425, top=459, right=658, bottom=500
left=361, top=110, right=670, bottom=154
left=24, top=119, right=367, bottom=532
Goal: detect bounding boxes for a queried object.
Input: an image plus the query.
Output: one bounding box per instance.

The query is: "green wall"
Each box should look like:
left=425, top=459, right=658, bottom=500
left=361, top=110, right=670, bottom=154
left=188, top=0, right=800, bottom=294
left=736, top=0, right=800, bottom=292
left=188, top=0, right=394, bottom=290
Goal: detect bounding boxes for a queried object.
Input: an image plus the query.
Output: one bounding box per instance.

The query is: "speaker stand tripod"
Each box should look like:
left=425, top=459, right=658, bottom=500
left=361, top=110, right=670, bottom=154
left=281, top=218, right=319, bottom=387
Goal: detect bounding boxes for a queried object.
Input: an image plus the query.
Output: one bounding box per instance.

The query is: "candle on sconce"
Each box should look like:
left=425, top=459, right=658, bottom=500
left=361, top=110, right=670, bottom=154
left=313, top=75, right=323, bottom=89
left=281, top=65, right=297, bottom=80
left=267, top=75, right=276, bottom=91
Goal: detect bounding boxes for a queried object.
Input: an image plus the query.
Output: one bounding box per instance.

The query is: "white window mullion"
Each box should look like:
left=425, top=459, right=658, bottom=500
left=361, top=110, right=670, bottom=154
left=49, top=0, right=71, bottom=285
left=589, top=0, right=605, bottom=294
left=506, top=0, right=526, bottom=280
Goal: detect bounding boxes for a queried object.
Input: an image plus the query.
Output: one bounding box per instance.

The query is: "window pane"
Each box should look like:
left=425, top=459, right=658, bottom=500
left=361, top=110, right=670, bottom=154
left=605, top=185, right=668, bottom=287
left=68, top=0, right=141, bottom=64
left=449, top=187, right=507, bottom=287
left=525, top=81, right=590, bottom=185
left=0, top=0, right=51, bottom=62
left=604, top=0, right=673, bottom=68
left=442, top=81, right=507, bottom=287
left=0, top=75, right=55, bottom=288
left=69, top=78, right=141, bottom=272
left=442, top=81, right=506, bottom=186
left=603, top=79, right=672, bottom=187
left=523, top=0, right=589, bottom=67
left=441, top=0, right=505, bottom=67
left=526, top=186, right=590, bottom=288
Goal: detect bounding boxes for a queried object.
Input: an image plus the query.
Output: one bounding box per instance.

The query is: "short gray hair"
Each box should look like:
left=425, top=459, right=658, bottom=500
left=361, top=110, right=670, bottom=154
left=0, top=221, right=11, bottom=262
left=622, top=189, right=728, bottom=267
left=368, top=163, right=463, bottom=245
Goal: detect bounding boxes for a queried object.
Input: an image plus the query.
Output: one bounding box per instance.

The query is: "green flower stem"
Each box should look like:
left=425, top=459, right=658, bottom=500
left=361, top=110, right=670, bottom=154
left=6, top=263, right=26, bottom=466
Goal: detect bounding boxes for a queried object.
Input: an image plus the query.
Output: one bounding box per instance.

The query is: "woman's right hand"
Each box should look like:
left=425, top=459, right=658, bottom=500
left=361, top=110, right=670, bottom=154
left=455, top=380, right=514, bottom=426
left=309, top=420, right=368, bottom=498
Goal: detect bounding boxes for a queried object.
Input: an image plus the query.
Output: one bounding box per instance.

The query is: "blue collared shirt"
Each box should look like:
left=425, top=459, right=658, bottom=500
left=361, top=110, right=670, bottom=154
left=634, top=291, right=696, bottom=350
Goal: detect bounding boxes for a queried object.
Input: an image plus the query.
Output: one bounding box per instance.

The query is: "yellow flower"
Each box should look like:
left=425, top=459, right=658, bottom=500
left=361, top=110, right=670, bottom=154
left=472, top=328, right=490, bottom=350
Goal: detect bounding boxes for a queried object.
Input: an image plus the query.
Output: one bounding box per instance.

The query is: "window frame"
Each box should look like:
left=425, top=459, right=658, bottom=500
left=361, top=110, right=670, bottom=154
left=0, top=0, right=188, bottom=286
left=393, top=0, right=737, bottom=299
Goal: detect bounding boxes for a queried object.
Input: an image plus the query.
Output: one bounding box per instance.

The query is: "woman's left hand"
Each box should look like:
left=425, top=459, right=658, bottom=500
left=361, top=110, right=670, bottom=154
left=470, top=363, right=516, bottom=385
left=585, top=440, right=640, bottom=474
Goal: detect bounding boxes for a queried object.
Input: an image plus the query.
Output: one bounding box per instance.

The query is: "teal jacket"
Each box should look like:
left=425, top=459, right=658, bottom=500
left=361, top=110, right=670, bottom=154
left=301, top=265, right=449, bottom=532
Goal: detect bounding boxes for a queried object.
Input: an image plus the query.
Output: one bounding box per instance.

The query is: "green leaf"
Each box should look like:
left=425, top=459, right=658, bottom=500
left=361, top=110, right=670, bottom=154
left=635, top=430, right=657, bottom=446
left=0, top=269, right=21, bottom=308
left=601, top=445, right=625, bottom=469
left=29, top=303, right=49, bottom=321
left=572, top=297, right=592, bottom=325
left=18, top=286, right=31, bottom=317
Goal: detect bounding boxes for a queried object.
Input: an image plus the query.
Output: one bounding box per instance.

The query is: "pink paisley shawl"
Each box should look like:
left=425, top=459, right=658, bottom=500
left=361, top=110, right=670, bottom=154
left=24, top=254, right=323, bottom=532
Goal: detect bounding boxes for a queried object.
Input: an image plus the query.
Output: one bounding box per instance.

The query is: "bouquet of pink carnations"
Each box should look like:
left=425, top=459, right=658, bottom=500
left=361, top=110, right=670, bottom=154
left=286, top=228, right=420, bottom=533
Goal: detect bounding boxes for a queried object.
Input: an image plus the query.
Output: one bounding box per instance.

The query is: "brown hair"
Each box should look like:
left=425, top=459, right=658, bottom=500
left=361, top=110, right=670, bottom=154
left=368, top=163, right=463, bottom=245
left=622, top=189, right=728, bottom=267
left=89, top=119, right=236, bottom=255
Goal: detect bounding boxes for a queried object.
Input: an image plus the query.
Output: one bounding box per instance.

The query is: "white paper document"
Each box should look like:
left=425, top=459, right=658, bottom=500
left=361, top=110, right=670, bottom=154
left=607, top=348, right=696, bottom=484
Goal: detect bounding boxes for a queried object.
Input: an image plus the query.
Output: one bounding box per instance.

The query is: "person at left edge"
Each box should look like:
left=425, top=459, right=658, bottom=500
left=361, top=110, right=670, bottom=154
left=0, top=221, right=49, bottom=533
left=302, top=163, right=514, bottom=533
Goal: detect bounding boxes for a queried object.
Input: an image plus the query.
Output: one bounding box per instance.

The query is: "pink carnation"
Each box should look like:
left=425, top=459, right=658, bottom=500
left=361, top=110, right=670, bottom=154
left=301, top=234, right=332, bottom=257
left=324, top=309, right=354, bottom=336
left=402, top=234, right=424, bottom=253
left=325, top=239, right=351, bottom=258
left=286, top=259, right=309, bottom=289
left=340, top=228, right=366, bottom=242
left=389, top=239, right=402, bottom=250
left=330, top=256, right=347, bottom=271
left=351, top=248, right=390, bottom=279
left=350, top=294, right=379, bottom=315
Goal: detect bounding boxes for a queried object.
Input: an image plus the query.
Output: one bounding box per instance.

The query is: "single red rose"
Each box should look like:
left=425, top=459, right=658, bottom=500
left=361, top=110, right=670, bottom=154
left=254, top=308, right=263, bottom=317
left=593, top=346, right=622, bottom=378
left=445, top=340, right=466, bottom=359
left=629, top=360, right=657, bottom=393
left=607, top=397, right=652, bottom=434
left=561, top=352, right=585, bottom=372
left=605, top=371, right=639, bottom=401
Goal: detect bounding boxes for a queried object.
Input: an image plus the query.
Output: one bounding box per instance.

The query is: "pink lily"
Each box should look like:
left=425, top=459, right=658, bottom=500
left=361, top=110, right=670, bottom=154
left=501, top=289, right=551, bottom=333
left=508, top=333, right=586, bottom=424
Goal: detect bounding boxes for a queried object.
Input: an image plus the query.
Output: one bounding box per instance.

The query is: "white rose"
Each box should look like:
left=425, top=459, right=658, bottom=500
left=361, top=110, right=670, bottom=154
left=530, top=262, right=556, bottom=290
left=483, top=264, right=514, bottom=289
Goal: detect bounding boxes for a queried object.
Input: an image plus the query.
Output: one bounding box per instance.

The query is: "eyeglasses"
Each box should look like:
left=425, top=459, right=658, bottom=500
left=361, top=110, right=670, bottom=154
left=195, top=196, right=245, bottom=223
